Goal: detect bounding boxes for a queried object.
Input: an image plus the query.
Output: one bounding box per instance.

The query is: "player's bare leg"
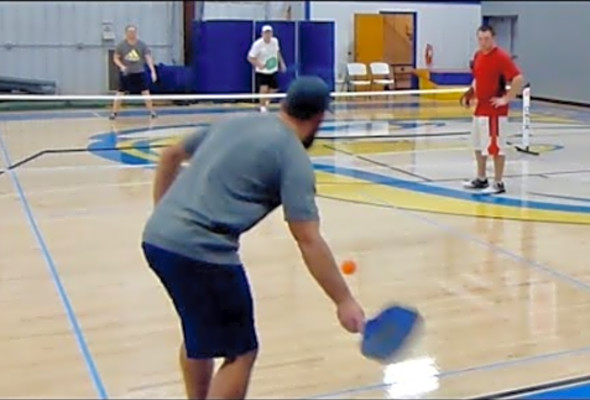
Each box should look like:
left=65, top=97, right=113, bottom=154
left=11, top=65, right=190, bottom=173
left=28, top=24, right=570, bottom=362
left=141, top=89, right=157, bottom=118
left=464, top=150, right=490, bottom=189
left=476, top=150, right=487, bottom=179
left=207, top=350, right=258, bottom=399
left=493, top=155, right=505, bottom=182
left=259, top=85, right=270, bottom=112
left=266, top=87, right=278, bottom=111
left=180, top=344, right=213, bottom=399
left=110, top=91, right=125, bottom=120
left=479, top=154, right=506, bottom=194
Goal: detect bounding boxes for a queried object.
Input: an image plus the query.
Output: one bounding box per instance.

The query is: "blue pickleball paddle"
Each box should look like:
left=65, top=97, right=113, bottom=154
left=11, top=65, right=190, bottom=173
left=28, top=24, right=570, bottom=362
left=361, top=304, right=423, bottom=363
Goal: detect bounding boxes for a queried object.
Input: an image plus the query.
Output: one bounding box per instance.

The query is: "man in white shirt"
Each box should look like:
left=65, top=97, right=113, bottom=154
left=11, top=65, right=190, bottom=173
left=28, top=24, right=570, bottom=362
left=247, top=25, right=286, bottom=112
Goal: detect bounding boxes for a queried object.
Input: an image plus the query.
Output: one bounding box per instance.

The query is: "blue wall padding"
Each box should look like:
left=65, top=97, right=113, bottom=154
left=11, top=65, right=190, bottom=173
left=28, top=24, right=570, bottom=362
left=254, top=21, right=296, bottom=92
left=430, top=72, right=473, bottom=85
left=148, top=64, right=193, bottom=94
left=189, top=20, right=335, bottom=95
left=192, top=20, right=254, bottom=94
left=297, top=21, right=335, bottom=92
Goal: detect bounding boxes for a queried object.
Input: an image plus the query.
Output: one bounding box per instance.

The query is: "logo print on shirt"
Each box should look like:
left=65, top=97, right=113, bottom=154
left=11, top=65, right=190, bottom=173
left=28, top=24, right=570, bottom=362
left=125, top=49, right=141, bottom=62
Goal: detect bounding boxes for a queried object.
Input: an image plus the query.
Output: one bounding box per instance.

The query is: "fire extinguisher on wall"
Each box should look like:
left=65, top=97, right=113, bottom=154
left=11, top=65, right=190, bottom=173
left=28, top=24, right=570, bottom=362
left=425, top=44, right=434, bottom=68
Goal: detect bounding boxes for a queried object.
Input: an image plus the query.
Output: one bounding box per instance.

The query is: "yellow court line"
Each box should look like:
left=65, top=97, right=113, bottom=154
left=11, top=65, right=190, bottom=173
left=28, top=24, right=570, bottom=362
left=315, top=171, right=590, bottom=225
left=112, top=140, right=586, bottom=224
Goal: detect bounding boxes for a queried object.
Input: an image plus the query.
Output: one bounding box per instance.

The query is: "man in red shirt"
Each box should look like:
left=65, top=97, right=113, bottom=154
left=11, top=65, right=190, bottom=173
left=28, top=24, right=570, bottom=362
left=460, top=25, right=524, bottom=194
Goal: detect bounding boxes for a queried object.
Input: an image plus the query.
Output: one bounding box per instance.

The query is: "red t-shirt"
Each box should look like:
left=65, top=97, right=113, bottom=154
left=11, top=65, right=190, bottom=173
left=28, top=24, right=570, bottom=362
left=472, top=47, right=521, bottom=116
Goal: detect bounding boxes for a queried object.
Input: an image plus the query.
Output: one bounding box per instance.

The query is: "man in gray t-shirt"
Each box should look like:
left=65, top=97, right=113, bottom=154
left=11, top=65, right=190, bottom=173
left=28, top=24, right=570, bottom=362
left=141, top=76, right=365, bottom=399
left=110, top=25, right=157, bottom=120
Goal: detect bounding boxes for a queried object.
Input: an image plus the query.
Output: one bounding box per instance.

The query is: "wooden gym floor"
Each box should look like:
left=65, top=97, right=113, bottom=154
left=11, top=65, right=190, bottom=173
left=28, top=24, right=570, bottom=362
left=1, top=97, right=590, bottom=399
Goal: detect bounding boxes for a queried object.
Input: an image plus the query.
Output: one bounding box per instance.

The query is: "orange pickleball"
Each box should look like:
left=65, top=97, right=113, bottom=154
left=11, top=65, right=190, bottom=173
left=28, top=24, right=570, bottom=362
left=341, top=260, right=357, bottom=275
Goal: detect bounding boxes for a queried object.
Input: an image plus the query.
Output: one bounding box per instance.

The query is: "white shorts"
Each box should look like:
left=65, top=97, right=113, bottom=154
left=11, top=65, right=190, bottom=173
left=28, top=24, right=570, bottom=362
left=471, top=116, right=509, bottom=156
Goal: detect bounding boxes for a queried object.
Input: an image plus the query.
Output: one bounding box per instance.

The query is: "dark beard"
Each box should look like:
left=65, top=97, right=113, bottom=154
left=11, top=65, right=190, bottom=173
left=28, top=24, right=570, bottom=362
left=302, top=133, right=316, bottom=149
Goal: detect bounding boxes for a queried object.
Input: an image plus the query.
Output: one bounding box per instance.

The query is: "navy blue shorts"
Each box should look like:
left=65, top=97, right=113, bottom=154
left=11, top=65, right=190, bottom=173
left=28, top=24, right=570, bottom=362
left=118, top=72, right=148, bottom=94
left=142, top=242, right=258, bottom=359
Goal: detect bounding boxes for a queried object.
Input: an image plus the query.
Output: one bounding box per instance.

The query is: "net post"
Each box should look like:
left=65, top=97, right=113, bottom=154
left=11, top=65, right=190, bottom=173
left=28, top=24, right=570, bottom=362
left=515, top=83, right=539, bottom=155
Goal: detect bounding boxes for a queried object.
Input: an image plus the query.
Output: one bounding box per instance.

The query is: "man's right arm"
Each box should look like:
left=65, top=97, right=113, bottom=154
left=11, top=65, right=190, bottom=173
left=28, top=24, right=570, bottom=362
left=113, top=44, right=126, bottom=71
left=461, top=80, right=476, bottom=107
left=460, top=56, right=476, bottom=107
left=247, top=41, right=263, bottom=69
left=288, top=220, right=353, bottom=305
left=280, top=151, right=364, bottom=333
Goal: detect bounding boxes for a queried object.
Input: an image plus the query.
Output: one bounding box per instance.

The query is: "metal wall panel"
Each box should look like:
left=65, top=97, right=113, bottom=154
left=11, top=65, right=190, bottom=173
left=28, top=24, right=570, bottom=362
left=203, top=1, right=304, bottom=20
left=482, top=1, right=590, bottom=104
left=0, top=1, right=182, bottom=94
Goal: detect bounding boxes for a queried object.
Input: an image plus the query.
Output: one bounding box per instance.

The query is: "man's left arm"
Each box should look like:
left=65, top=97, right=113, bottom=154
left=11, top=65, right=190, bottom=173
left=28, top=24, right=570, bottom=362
left=277, top=40, right=286, bottom=72
left=278, top=51, right=287, bottom=72
left=494, top=54, right=524, bottom=106
left=143, top=42, right=157, bottom=82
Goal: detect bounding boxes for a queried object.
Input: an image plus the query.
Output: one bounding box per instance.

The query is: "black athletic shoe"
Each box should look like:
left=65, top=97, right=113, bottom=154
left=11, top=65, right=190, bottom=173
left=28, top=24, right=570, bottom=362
left=463, top=177, right=489, bottom=189
left=481, top=181, right=506, bottom=194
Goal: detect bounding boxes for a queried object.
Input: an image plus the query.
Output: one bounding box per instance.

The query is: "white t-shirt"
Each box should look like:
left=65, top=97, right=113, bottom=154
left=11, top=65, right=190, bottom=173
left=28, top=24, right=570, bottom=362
left=248, top=37, right=280, bottom=75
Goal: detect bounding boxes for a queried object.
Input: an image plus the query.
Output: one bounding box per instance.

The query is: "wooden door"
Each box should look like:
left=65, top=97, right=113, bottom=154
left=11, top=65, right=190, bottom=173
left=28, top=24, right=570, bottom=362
left=354, top=14, right=384, bottom=65
left=383, top=13, right=415, bottom=65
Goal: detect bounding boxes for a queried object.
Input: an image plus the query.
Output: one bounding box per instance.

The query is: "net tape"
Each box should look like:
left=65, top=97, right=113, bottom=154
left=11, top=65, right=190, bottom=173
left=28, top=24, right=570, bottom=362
left=0, top=87, right=474, bottom=101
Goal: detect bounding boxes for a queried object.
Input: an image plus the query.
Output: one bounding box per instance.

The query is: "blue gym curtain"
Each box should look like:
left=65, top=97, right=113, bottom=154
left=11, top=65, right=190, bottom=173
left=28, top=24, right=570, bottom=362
left=254, top=21, right=296, bottom=92
left=190, top=20, right=335, bottom=94
left=297, top=21, right=335, bottom=91
left=192, top=20, right=254, bottom=94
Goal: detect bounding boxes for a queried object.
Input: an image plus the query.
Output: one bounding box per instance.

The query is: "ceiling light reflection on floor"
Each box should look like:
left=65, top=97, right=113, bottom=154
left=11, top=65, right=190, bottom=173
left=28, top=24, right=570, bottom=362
left=383, top=356, right=440, bottom=398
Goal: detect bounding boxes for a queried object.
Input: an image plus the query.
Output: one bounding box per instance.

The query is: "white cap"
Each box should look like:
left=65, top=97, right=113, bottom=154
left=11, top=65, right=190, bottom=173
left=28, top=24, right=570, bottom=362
left=262, top=25, right=273, bottom=33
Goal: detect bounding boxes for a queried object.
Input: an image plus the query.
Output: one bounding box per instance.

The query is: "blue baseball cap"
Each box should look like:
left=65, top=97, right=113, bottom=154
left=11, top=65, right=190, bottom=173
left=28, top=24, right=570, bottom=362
left=284, top=76, right=332, bottom=120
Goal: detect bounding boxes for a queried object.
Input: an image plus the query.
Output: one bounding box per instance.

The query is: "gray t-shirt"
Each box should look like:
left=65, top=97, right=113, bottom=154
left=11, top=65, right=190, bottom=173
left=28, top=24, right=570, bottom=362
left=142, top=114, right=319, bottom=266
left=115, top=39, right=150, bottom=74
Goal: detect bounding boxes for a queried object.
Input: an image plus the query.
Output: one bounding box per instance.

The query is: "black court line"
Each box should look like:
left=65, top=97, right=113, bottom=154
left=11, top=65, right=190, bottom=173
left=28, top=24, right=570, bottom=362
left=3, top=144, right=588, bottom=186
left=321, top=143, right=433, bottom=182
left=429, top=169, right=590, bottom=183
left=531, top=95, right=590, bottom=109
left=317, top=131, right=469, bottom=140
left=0, top=144, right=168, bottom=175
left=0, top=131, right=471, bottom=176
left=469, top=374, right=590, bottom=399
left=527, top=125, right=590, bottom=131
left=527, top=191, right=590, bottom=204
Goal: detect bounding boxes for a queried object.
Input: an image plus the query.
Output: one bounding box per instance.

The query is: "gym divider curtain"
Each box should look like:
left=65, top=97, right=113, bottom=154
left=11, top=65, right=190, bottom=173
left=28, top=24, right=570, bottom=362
left=191, top=20, right=335, bottom=94
left=192, top=20, right=254, bottom=94
left=298, top=21, right=335, bottom=92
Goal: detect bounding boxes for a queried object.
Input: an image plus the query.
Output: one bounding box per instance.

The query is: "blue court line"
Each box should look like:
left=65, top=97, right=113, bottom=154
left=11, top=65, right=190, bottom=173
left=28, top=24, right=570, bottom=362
left=314, top=163, right=590, bottom=214
left=308, top=344, right=590, bottom=399
left=0, top=132, right=107, bottom=398
left=519, top=381, right=590, bottom=399
left=476, top=375, right=590, bottom=399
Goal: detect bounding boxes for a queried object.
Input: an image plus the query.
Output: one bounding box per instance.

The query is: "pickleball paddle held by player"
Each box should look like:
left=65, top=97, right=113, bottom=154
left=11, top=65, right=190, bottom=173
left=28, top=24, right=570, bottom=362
left=361, top=304, right=423, bottom=363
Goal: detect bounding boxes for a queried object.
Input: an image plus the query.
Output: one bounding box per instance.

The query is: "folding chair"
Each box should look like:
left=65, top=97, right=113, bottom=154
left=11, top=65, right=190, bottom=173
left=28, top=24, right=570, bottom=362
left=346, top=63, right=372, bottom=92
left=369, top=62, right=395, bottom=91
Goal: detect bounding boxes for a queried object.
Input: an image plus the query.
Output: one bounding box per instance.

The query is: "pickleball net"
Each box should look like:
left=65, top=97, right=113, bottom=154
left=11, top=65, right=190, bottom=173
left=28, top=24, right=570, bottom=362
left=0, top=85, right=535, bottom=161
